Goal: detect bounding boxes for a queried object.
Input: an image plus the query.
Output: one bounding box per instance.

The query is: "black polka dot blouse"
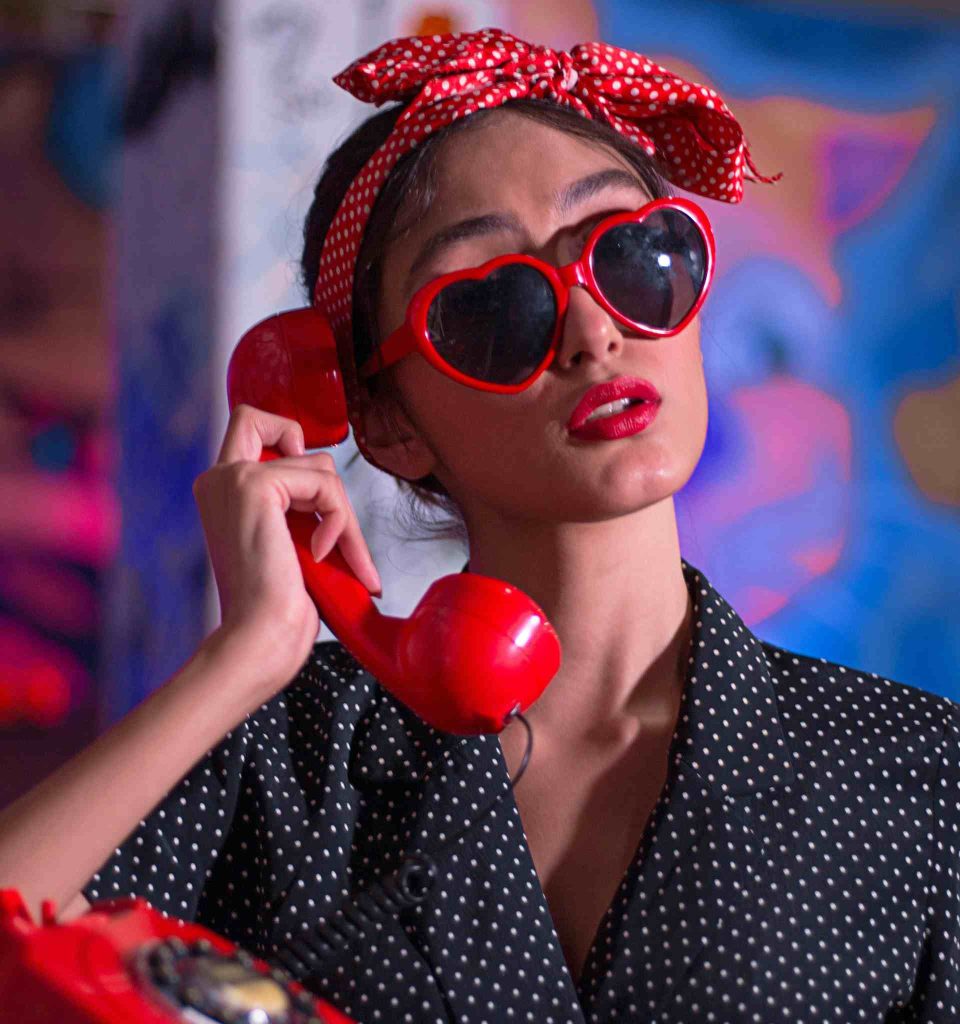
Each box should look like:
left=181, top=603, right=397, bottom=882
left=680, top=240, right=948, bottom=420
left=83, top=558, right=960, bottom=1023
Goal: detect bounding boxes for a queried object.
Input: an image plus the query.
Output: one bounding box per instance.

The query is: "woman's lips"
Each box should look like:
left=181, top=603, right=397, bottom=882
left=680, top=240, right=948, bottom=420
left=566, top=376, right=662, bottom=440
left=567, top=399, right=660, bottom=440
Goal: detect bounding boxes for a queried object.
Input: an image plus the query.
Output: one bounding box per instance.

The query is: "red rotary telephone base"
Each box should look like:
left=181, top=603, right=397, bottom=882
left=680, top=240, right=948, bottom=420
left=0, top=888, right=356, bottom=1024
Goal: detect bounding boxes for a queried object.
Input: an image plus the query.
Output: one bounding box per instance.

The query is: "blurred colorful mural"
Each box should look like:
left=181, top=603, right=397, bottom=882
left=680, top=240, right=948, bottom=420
left=0, top=3, right=115, bottom=803
left=1, top=0, right=220, bottom=801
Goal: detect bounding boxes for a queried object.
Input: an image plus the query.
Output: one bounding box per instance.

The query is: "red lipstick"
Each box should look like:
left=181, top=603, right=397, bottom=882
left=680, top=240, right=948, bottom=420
left=566, top=377, right=661, bottom=441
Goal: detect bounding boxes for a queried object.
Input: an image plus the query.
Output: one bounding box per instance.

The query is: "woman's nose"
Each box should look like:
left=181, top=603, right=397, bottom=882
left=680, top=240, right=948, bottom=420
left=553, top=284, right=625, bottom=371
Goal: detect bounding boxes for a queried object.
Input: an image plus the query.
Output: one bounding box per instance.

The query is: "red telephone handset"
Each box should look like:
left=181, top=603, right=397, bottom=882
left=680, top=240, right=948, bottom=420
left=226, top=309, right=561, bottom=734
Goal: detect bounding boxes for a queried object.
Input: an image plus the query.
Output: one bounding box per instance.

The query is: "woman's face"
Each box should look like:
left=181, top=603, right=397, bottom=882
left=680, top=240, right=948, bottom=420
left=370, top=110, right=708, bottom=529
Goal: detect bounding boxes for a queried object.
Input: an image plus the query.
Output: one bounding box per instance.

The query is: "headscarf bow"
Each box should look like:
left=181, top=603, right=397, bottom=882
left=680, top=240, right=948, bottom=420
left=336, top=29, right=778, bottom=199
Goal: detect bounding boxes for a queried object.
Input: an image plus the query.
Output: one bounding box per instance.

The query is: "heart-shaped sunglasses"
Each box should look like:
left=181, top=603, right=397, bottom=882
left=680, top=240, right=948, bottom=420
left=358, top=196, right=715, bottom=394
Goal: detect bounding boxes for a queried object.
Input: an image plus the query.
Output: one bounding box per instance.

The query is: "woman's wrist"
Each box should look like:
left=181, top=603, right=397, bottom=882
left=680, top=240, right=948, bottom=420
left=196, top=623, right=309, bottom=714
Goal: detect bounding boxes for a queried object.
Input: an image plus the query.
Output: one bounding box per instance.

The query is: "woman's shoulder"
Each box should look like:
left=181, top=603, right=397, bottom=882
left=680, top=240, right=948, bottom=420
left=251, top=639, right=376, bottom=721
left=243, top=639, right=404, bottom=760
left=287, top=639, right=370, bottom=698
left=759, top=637, right=960, bottom=767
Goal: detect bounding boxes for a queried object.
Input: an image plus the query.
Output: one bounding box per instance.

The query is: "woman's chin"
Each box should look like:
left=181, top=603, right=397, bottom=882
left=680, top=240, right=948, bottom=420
left=522, top=473, right=686, bottom=524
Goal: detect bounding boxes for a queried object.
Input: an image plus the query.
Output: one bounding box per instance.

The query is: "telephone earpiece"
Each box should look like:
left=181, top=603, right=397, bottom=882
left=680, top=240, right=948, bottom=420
left=226, top=309, right=561, bottom=734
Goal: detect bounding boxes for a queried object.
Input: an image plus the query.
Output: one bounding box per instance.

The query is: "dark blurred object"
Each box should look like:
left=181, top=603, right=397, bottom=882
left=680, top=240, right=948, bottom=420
left=775, top=0, right=960, bottom=17
left=0, top=0, right=114, bottom=47
left=121, top=3, right=215, bottom=137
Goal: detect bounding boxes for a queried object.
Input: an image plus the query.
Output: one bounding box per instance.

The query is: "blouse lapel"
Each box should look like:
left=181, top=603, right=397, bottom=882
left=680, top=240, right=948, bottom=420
left=577, top=560, right=799, bottom=1020
left=347, top=693, right=588, bottom=1022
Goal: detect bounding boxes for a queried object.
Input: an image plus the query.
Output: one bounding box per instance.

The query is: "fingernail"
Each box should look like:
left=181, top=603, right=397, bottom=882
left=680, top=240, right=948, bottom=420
left=311, top=535, right=322, bottom=561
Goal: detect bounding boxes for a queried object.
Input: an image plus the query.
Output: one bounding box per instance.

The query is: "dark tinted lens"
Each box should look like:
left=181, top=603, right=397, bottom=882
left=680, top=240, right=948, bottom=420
left=592, top=209, right=707, bottom=330
left=426, top=264, right=556, bottom=386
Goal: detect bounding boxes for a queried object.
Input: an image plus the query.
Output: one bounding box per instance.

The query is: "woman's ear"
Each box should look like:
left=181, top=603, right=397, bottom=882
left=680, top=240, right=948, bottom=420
left=360, top=387, right=438, bottom=482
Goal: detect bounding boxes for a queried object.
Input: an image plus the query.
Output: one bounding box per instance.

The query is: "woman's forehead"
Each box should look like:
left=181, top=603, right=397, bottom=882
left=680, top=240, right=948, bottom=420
left=427, top=110, right=638, bottom=213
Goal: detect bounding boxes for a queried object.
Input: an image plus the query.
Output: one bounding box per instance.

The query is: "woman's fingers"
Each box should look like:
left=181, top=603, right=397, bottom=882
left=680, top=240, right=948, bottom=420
left=216, top=403, right=306, bottom=464
left=248, top=460, right=382, bottom=595
left=194, top=402, right=384, bottom=689
left=213, top=403, right=381, bottom=588
left=309, top=503, right=383, bottom=595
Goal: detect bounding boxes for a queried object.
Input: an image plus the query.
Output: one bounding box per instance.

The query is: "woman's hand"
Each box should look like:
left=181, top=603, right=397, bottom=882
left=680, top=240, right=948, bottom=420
left=192, top=404, right=382, bottom=691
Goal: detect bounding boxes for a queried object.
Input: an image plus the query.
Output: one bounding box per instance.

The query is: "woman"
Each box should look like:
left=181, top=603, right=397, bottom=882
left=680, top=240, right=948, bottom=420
left=1, top=27, right=958, bottom=1024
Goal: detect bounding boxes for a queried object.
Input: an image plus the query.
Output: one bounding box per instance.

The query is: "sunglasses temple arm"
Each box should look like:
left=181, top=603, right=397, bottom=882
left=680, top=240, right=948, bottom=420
left=357, top=328, right=408, bottom=378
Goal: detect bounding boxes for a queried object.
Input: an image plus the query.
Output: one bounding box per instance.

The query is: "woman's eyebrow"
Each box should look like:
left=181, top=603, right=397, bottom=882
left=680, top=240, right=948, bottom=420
left=402, top=168, right=646, bottom=296
left=553, top=168, right=647, bottom=215
left=404, top=212, right=523, bottom=294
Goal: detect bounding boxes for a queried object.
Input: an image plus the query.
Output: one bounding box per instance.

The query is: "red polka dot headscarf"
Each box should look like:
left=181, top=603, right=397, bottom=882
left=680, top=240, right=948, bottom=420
left=314, top=26, right=780, bottom=462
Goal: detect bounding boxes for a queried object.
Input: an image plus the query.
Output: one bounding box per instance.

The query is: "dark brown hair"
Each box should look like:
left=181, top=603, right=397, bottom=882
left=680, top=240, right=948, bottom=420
left=300, top=97, right=671, bottom=546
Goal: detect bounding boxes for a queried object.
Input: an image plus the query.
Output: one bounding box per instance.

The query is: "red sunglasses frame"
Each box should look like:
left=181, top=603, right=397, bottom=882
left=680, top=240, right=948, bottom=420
left=357, top=195, right=716, bottom=395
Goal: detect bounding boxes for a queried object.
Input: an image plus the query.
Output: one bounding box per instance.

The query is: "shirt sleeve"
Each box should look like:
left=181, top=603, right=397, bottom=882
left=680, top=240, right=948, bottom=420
left=906, top=698, right=960, bottom=1021
left=81, top=715, right=252, bottom=922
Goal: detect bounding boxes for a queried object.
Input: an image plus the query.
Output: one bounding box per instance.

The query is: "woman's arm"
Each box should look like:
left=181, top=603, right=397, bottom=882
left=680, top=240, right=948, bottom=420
left=0, top=626, right=292, bottom=924
left=0, top=403, right=381, bottom=925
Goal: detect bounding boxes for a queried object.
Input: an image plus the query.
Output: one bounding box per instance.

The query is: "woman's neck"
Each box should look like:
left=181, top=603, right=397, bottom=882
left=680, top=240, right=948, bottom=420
left=463, top=495, right=693, bottom=741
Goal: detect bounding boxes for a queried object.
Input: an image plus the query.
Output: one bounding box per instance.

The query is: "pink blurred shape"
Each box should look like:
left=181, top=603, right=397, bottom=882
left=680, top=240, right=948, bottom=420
left=0, top=616, right=78, bottom=727
left=821, top=130, right=929, bottom=234
left=793, top=537, right=846, bottom=577
left=684, top=374, right=854, bottom=625
left=737, top=585, right=791, bottom=623
left=704, top=374, right=852, bottom=532
left=0, top=470, right=119, bottom=566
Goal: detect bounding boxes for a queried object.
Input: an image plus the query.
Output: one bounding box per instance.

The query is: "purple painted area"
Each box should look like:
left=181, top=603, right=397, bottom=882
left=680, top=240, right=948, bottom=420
left=822, top=130, right=925, bottom=230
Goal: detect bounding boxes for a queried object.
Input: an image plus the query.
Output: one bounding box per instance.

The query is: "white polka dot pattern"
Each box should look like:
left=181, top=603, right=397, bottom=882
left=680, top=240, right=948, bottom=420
left=84, top=558, right=960, bottom=1022
left=313, top=26, right=782, bottom=461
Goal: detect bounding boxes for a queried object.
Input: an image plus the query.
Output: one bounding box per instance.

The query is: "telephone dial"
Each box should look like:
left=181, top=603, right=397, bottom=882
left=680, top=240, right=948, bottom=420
left=225, top=307, right=562, bottom=735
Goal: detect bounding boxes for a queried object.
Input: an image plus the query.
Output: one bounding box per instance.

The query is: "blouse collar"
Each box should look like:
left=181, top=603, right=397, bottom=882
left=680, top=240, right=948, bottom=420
left=347, top=557, right=797, bottom=799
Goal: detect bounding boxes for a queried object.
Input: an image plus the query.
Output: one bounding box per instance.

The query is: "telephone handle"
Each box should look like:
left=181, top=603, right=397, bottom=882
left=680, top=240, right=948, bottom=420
left=228, top=309, right=561, bottom=734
